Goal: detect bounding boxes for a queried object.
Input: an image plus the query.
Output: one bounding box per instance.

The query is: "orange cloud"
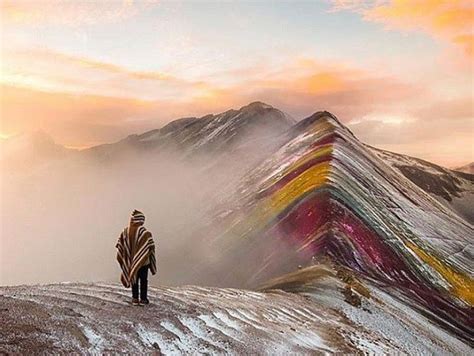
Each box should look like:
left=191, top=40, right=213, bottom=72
left=29, top=49, right=176, bottom=82
left=331, top=0, right=474, bottom=59
left=0, top=55, right=422, bottom=145
left=1, top=45, right=471, bottom=167
left=365, top=0, right=473, bottom=33
left=229, top=57, right=419, bottom=120
left=2, top=58, right=471, bottom=167
left=1, top=49, right=200, bottom=101
left=453, top=34, right=474, bottom=58
left=1, top=48, right=389, bottom=107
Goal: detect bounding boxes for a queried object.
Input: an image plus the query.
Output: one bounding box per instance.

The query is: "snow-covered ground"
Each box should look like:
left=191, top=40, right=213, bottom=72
left=370, top=146, right=474, bottom=223
left=1, top=265, right=471, bottom=354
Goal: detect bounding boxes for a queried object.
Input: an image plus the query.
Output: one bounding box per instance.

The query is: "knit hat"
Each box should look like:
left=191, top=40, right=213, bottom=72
left=131, top=209, right=145, bottom=224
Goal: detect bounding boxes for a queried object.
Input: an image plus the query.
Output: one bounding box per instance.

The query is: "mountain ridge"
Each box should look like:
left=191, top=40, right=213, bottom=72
left=191, top=112, right=472, bottom=341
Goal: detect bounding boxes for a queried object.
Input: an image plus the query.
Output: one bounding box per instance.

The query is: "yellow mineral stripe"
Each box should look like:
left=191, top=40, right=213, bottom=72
left=265, top=161, right=330, bottom=215
left=407, top=241, right=474, bottom=306
left=258, top=118, right=335, bottom=190
left=279, top=145, right=332, bottom=180
left=259, top=144, right=332, bottom=192
left=229, top=161, right=331, bottom=239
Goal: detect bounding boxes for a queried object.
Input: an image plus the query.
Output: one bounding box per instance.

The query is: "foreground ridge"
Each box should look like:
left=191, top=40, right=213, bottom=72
left=1, top=265, right=471, bottom=354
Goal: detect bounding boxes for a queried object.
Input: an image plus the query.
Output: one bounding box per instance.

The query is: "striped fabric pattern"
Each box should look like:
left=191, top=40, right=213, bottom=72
left=116, top=225, right=156, bottom=288
left=131, top=209, right=146, bottom=224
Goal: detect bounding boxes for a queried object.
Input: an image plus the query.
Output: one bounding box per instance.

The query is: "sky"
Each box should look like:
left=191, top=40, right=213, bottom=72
left=0, top=0, right=472, bottom=167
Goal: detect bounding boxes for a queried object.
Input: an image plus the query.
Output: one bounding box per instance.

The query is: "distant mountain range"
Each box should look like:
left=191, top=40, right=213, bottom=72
left=82, top=101, right=295, bottom=161
left=0, top=129, right=70, bottom=166
left=3, top=101, right=472, bottom=218
left=455, top=162, right=474, bottom=174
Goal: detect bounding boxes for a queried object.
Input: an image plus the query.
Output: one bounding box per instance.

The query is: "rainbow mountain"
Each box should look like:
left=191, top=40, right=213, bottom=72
left=194, top=111, right=473, bottom=342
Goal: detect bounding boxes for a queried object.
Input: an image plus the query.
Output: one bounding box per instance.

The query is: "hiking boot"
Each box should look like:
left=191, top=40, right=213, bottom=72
left=132, top=298, right=140, bottom=306
left=140, top=299, right=150, bottom=305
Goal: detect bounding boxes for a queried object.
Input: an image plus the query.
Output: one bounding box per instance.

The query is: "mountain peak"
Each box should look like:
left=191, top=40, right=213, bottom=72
left=290, top=111, right=352, bottom=138
left=240, top=101, right=275, bottom=111
left=0, top=129, right=70, bottom=167
left=454, top=162, right=474, bottom=175
left=1, top=129, right=63, bottom=152
left=28, top=129, right=56, bottom=145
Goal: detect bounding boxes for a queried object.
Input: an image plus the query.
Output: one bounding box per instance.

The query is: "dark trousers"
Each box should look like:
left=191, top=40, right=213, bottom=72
left=132, top=264, right=149, bottom=301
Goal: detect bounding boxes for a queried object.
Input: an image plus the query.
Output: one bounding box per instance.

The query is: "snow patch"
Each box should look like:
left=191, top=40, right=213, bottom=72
left=80, top=325, right=105, bottom=353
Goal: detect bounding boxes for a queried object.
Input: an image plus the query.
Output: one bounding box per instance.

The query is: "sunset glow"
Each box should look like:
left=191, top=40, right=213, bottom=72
left=1, top=0, right=472, bottom=166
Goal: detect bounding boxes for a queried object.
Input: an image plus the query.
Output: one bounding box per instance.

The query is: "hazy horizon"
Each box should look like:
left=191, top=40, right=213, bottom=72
left=1, top=1, right=473, bottom=167
left=2, top=99, right=473, bottom=170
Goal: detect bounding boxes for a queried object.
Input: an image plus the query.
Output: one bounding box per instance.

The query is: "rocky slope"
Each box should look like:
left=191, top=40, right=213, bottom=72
left=0, top=130, right=74, bottom=170
left=1, top=265, right=470, bottom=354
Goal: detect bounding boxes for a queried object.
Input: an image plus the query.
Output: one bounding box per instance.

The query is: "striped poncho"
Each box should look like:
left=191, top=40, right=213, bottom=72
left=116, top=225, right=157, bottom=288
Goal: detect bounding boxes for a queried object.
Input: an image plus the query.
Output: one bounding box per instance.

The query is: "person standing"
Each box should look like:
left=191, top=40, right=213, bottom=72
left=116, top=210, right=156, bottom=305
